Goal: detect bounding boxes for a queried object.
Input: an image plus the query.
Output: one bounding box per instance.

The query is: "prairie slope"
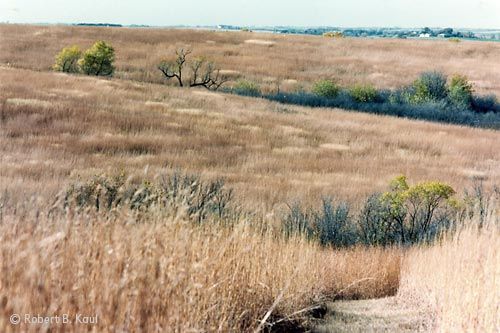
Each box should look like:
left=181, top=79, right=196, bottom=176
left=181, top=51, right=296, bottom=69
left=1, top=66, right=499, bottom=209
left=1, top=24, right=500, bottom=95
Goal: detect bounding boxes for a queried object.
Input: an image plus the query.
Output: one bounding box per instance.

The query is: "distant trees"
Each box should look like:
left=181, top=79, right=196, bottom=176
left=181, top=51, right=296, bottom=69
left=53, top=41, right=115, bottom=76
left=53, top=46, right=82, bottom=73
left=158, top=49, right=229, bottom=90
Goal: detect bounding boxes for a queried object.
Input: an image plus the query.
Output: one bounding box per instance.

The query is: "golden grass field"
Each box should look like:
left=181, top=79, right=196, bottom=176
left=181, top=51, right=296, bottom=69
left=0, top=24, right=499, bottom=332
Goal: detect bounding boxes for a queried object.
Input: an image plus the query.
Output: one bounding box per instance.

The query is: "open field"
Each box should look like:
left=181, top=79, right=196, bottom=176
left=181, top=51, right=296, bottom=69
left=1, top=25, right=499, bottom=332
left=1, top=66, right=500, bottom=210
left=1, top=24, right=500, bottom=95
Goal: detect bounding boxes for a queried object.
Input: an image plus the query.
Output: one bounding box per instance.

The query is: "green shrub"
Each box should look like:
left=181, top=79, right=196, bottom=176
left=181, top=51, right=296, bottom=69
left=79, top=41, right=115, bottom=76
left=410, top=71, right=448, bottom=104
left=380, top=176, right=456, bottom=244
left=449, top=74, right=474, bottom=107
left=350, top=84, right=378, bottom=102
left=312, top=79, right=340, bottom=98
left=53, top=45, right=82, bottom=73
left=232, top=79, right=261, bottom=96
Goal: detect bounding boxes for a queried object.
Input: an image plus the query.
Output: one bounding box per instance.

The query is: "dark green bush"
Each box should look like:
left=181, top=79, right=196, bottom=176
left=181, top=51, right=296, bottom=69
left=471, top=94, right=500, bottom=113
left=358, top=194, right=399, bottom=245
left=314, top=198, right=356, bottom=247
left=229, top=68, right=500, bottom=128
left=283, top=197, right=356, bottom=248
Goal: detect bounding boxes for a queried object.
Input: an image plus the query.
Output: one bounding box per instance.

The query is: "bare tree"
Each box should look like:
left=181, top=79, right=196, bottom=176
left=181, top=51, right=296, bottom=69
left=158, top=49, right=229, bottom=90
left=158, top=49, right=191, bottom=87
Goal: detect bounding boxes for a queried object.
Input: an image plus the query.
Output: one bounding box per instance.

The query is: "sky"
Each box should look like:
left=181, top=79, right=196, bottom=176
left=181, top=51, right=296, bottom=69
left=1, top=0, right=499, bottom=28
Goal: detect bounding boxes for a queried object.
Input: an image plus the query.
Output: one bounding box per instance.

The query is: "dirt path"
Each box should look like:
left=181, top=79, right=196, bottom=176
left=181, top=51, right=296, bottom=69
left=312, top=297, right=433, bottom=333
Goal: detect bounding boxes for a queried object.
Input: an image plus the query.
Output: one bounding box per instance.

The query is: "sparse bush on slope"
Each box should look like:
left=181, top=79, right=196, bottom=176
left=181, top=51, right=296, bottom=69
left=63, top=172, right=236, bottom=223
left=158, top=48, right=229, bottom=90
left=53, top=45, right=82, bottom=73
left=349, top=84, right=378, bottom=103
left=232, top=79, right=261, bottom=96
left=312, top=79, right=340, bottom=98
left=53, top=41, right=115, bottom=76
left=448, top=74, right=474, bottom=108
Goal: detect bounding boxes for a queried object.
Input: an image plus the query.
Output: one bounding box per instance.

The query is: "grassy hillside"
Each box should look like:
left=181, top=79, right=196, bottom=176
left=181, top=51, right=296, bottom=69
left=1, top=24, right=499, bottom=95
left=0, top=25, right=499, bottom=332
left=1, top=66, right=499, bottom=210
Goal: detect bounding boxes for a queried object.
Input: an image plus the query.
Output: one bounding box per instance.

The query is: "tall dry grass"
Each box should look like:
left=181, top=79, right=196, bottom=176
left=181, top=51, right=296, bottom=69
left=0, top=209, right=401, bottom=332
left=2, top=66, right=499, bottom=209
left=400, top=209, right=499, bottom=332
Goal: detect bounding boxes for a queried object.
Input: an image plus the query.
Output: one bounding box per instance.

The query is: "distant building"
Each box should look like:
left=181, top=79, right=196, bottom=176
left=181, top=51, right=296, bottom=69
left=419, top=33, right=431, bottom=38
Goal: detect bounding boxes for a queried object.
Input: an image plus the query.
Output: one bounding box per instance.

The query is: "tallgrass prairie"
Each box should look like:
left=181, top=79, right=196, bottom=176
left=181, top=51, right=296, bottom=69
left=0, top=24, right=499, bottom=332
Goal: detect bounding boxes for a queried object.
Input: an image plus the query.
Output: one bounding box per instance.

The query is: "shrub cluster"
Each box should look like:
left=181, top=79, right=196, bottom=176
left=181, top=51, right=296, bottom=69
left=63, top=173, right=494, bottom=248
left=63, top=172, right=236, bottom=223
left=230, top=71, right=500, bottom=129
left=53, top=41, right=115, bottom=76
left=283, top=176, right=460, bottom=247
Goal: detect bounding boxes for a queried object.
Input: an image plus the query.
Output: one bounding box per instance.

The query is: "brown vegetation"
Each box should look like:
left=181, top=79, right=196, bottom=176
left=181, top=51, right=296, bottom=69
left=0, top=209, right=401, bottom=332
left=0, top=25, right=499, bottom=332
left=1, top=24, right=499, bottom=94
left=399, top=212, right=499, bottom=332
left=1, top=66, right=499, bottom=210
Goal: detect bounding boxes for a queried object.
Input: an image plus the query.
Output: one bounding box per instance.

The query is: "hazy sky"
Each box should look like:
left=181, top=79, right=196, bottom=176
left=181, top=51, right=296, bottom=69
left=1, top=0, right=499, bottom=28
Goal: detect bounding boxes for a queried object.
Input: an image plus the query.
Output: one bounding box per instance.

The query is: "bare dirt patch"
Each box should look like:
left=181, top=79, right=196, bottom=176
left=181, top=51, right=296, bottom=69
left=320, top=143, right=351, bottom=151
left=6, top=98, right=52, bottom=108
left=244, top=39, right=276, bottom=46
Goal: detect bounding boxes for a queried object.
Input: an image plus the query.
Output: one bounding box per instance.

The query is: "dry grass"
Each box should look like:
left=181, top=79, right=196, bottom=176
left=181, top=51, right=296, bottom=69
left=399, top=211, right=499, bottom=332
left=1, top=24, right=499, bottom=95
left=1, top=24, right=499, bottom=332
left=0, top=209, right=401, bottom=332
left=1, top=66, right=499, bottom=210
